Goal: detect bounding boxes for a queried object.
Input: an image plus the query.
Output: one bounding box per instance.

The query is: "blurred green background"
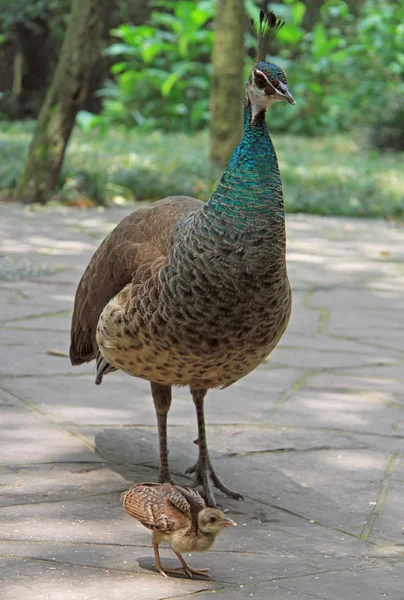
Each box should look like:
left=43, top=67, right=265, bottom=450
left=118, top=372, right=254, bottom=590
left=0, top=0, right=403, bottom=217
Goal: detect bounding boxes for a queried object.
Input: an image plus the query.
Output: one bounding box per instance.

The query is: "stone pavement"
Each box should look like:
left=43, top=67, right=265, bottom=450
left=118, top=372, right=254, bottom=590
left=0, top=202, right=403, bottom=600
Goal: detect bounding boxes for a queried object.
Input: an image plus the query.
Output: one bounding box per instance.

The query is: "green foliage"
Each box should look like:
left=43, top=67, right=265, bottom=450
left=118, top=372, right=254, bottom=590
left=2, top=0, right=403, bottom=148
left=350, top=0, right=404, bottom=149
left=268, top=0, right=404, bottom=138
left=0, top=0, right=68, bottom=34
left=91, top=0, right=215, bottom=132
left=1, top=121, right=403, bottom=218
left=0, top=0, right=51, bottom=31
left=86, top=0, right=402, bottom=142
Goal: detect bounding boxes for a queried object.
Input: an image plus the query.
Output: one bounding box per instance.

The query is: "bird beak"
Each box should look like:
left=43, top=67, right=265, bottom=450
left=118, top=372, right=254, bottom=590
left=277, top=82, right=296, bottom=105
left=223, top=517, right=237, bottom=527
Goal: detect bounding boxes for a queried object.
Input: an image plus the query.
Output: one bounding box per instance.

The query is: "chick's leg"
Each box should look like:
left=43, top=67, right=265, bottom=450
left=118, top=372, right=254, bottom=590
left=152, top=532, right=209, bottom=579
left=151, top=382, right=174, bottom=484
left=186, top=388, right=244, bottom=506
left=171, top=550, right=210, bottom=578
left=152, top=536, right=168, bottom=578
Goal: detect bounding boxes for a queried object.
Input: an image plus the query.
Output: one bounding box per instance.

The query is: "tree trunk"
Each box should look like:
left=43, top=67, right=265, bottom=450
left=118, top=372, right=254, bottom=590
left=209, top=0, right=245, bottom=168
left=16, top=0, right=108, bottom=204
left=12, top=49, right=23, bottom=95
left=302, top=0, right=325, bottom=31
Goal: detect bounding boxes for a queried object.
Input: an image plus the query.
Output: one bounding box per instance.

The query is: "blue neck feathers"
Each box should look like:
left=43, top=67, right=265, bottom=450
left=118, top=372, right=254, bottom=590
left=203, top=101, right=285, bottom=233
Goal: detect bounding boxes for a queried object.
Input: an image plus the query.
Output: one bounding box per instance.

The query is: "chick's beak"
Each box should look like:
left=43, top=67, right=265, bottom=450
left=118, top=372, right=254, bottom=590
left=278, top=81, right=296, bottom=105
left=223, top=517, right=237, bottom=527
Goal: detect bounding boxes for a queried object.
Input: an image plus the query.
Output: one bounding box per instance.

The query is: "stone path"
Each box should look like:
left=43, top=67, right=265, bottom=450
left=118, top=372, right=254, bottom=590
left=0, top=202, right=403, bottom=600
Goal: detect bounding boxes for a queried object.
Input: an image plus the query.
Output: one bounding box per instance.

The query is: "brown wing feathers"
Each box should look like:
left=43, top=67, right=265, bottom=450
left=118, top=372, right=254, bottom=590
left=69, top=197, right=204, bottom=368
left=121, top=482, right=204, bottom=533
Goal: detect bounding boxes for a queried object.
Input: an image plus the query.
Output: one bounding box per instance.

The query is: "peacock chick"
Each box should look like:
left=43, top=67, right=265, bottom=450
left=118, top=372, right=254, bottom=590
left=70, top=10, right=294, bottom=507
left=121, top=482, right=236, bottom=578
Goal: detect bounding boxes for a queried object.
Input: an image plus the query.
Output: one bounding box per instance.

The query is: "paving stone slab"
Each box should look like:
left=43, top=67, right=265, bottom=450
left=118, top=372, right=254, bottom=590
left=0, top=557, right=208, bottom=600
left=3, top=367, right=304, bottom=427
left=220, top=496, right=397, bottom=560
left=0, top=280, right=75, bottom=320
left=226, top=365, right=304, bottom=399
left=65, top=423, right=370, bottom=488
left=338, top=364, right=404, bottom=381
left=287, top=258, right=401, bottom=289
left=0, top=491, right=139, bottom=545
left=0, top=405, right=98, bottom=465
left=270, top=345, right=400, bottom=370
left=0, top=385, right=19, bottom=407
left=0, top=538, right=359, bottom=587
left=0, top=485, right=383, bottom=560
left=69, top=422, right=366, bottom=474
left=3, top=375, right=162, bottom=426
left=325, top=310, right=404, bottom=340
left=306, top=371, right=404, bottom=403
left=353, top=334, right=404, bottom=354
left=0, top=338, right=89, bottom=377
left=309, top=288, right=404, bottom=313
left=208, top=449, right=393, bottom=536
left=278, top=331, right=403, bottom=362
left=351, top=432, right=404, bottom=455
left=277, top=560, right=404, bottom=600
left=3, top=314, right=72, bottom=332
left=273, top=388, right=404, bottom=436
left=0, top=499, right=394, bottom=583
left=0, top=463, right=126, bottom=507
left=180, top=561, right=404, bottom=600
left=369, top=456, right=404, bottom=546
left=281, top=303, right=320, bottom=337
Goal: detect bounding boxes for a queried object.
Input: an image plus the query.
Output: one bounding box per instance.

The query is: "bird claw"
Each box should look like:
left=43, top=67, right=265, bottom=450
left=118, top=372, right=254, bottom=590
left=155, top=566, right=210, bottom=579
left=152, top=563, right=168, bottom=578
left=186, top=457, right=244, bottom=506
left=184, top=567, right=210, bottom=578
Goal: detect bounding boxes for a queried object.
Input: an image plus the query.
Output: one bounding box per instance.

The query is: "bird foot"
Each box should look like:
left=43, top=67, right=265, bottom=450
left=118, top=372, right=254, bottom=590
left=169, top=566, right=210, bottom=578
left=154, top=565, right=209, bottom=579
left=186, top=456, right=244, bottom=506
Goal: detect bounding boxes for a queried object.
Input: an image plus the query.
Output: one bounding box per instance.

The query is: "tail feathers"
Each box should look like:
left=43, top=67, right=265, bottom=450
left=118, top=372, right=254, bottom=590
left=95, top=351, right=117, bottom=385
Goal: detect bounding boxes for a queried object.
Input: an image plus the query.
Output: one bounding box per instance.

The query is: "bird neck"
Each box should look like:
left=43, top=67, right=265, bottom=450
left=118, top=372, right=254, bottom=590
left=196, top=529, right=217, bottom=551
left=203, top=99, right=285, bottom=238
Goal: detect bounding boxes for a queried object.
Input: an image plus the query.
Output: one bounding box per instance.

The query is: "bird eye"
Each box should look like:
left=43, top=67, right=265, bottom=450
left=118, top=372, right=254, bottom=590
left=209, top=516, right=217, bottom=523
left=254, top=74, right=267, bottom=89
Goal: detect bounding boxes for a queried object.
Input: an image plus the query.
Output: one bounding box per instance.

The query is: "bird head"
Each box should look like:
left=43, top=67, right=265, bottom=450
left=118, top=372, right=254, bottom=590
left=247, top=61, right=295, bottom=109
left=246, top=10, right=295, bottom=124
left=198, top=508, right=237, bottom=534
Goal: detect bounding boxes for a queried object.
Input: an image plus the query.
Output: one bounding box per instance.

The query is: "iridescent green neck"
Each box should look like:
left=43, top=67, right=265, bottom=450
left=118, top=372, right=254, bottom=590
left=203, top=101, right=284, bottom=235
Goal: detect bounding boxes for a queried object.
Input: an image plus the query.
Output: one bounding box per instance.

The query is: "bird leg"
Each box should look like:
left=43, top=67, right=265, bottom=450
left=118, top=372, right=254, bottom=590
left=152, top=537, right=168, bottom=577
left=151, top=382, right=174, bottom=484
left=152, top=538, right=209, bottom=578
left=186, top=388, right=244, bottom=506
left=171, top=550, right=210, bottom=578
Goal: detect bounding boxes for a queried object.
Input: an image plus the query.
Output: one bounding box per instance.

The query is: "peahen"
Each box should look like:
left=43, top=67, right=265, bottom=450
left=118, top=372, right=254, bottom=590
left=70, top=10, right=294, bottom=507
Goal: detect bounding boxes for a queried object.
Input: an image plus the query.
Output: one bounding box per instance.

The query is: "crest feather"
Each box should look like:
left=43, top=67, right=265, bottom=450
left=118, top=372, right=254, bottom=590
left=250, top=10, right=284, bottom=62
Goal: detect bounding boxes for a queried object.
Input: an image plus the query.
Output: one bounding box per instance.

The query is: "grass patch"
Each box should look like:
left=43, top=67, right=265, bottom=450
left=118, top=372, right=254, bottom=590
left=1, top=120, right=403, bottom=218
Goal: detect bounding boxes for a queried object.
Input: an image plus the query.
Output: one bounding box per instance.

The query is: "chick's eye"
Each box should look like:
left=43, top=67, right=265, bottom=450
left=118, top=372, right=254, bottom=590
left=254, top=75, right=267, bottom=89
left=209, top=516, right=217, bottom=523
left=272, top=79, right=280, bottom=89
